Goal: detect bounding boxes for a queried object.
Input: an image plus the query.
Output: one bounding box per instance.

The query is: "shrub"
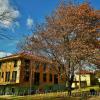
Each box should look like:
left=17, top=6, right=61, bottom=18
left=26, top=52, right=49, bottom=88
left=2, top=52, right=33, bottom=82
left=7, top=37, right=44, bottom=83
left=52, top=84, right=66, bottom=92
left=43, top=84, right=66, bottom=92
left=0, top=86, right=5, bottom=95
left=31, top=85, right=38, bottom=90
left=5, top=87, right=12, bottom=95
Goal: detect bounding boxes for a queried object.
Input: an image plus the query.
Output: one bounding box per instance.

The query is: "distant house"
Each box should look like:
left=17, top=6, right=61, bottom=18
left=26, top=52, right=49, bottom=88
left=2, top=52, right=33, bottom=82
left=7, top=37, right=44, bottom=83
left=72, top=70, right=97, bottom=88
left=0, top=52, right=64, bottom=93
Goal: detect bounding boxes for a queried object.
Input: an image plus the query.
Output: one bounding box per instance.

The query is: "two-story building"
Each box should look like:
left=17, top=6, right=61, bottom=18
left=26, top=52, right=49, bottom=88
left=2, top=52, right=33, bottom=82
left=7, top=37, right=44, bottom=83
left=0, top=52, right=64, bottom=94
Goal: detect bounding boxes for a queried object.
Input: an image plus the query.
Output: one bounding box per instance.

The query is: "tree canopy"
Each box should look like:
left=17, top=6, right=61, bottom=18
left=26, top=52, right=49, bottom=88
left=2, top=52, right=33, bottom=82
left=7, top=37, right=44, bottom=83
left=19, top=2, right=100, bottom=93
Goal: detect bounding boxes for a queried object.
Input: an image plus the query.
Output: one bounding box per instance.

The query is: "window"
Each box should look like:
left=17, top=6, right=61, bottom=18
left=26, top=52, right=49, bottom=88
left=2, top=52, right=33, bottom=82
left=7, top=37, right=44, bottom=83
left=2, top=72, right=4, bottom=78
left=0, top=62, right=2, bottom=68
left=43, top=63, right=46, bottom=71
left=54, top=74, right=58, bottom=84
left=25, top=59, right=30, bottom=65
left=34, top=72, right=40, bottom=85
left=24, top=59, right=30, bottom=82
left=49, top=74, right=52, bottom=82
left=14, top=60, right=17, bottom=67
left=24, top=71, right=29, bottom=81
left=43, top=73, right=47, bottom=82
left=0, top=72, right=1, bottom=78
left=5, top=72, right=10, bottom=82
left=24, top=59, right=30, bottom=69
left=12, top=71, right=17, bottom=82
left=35, top=62, right=39, bottom=70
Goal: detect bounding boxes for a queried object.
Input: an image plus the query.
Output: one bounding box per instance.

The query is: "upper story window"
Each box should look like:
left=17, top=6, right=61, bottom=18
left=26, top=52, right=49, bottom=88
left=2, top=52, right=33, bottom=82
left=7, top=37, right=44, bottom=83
left=24, top=71, right=29, bottom=82
left=43, top=63, right=47, bottom=71
left=5, top=72, right=10, bottom=82
left=1, top=72, right=4, bottom=78
left=14, top=60, right=17, bottom=67
left=0, top=62, right=2, bottom=69
left=24, top=59, right=30, bottom=82
left=0, top=72, right=1, bottom=78
left=24, top=59, right=30, bottom=69
left=12, top=71, right=17, bottom=82
left=25, top=59, right=30, bottom=65
left=49, top=74, right=52, bottom=82
left=54, top=74, right=58, bottom=84
left=35, top=62, right=40, bottom=70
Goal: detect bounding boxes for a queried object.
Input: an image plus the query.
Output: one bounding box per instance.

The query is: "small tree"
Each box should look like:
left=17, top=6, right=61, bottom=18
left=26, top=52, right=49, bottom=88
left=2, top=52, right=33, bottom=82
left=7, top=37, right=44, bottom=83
left=19, top=2, right=100, bottom=95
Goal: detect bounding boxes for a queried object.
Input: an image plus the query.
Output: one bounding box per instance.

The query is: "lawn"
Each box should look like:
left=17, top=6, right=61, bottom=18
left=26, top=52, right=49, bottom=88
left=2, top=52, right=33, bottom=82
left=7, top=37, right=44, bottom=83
left=0, top=95, right=81, bottom=100
left=0, top=85, right=99, bottom=100
left=0, top=91, right=83, bottom=100
left=73, top=85, right=100, bottom=92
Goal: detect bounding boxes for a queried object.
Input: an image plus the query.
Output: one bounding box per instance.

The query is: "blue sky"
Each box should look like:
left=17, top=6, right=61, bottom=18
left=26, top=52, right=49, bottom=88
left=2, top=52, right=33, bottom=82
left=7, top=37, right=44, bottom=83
left=0, top=0, right=100, bottom=54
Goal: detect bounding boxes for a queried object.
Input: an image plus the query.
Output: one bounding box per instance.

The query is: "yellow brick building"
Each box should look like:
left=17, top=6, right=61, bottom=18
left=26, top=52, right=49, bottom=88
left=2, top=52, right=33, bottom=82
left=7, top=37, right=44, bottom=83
left=0, top=52, right=65, bottom=94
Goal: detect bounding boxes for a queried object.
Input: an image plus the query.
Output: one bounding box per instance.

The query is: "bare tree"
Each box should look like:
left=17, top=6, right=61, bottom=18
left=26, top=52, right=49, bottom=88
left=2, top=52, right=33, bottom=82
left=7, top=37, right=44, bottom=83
left=19, top=2, right=100, bottom=95
left=0, top=1, right=19, bottom=40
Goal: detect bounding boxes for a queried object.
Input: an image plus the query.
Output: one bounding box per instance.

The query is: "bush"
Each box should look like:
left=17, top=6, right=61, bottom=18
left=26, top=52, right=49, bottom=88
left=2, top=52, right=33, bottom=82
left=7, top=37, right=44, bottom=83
left=31, top=85, right=38, bottom=90
left=0, top=86, right=5, bottom=95
left=17, top=87, right=29, bottom=95
left=44, top=84, right=52, bottom=90
left=52, top=84, right=66, bottom=92
left=14, top=87, right=20, bottom=95
left=5, top=87, right=12, bottom=95
left=16, top=86, right=38, bottom=95
left=43, top=84, right=66, bottom=92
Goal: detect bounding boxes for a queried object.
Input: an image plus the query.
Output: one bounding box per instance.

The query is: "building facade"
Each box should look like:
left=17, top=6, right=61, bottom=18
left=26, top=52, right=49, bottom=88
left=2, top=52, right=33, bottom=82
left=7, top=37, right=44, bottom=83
left=0, top=52, right=64, bottom=94
left=72, top=70, right=97, bottom=88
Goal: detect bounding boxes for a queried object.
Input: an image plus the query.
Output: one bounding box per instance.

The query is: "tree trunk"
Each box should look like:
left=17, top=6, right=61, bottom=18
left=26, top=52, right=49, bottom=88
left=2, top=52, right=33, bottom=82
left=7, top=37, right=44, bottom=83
left=67, top=74, right=74, bottom=96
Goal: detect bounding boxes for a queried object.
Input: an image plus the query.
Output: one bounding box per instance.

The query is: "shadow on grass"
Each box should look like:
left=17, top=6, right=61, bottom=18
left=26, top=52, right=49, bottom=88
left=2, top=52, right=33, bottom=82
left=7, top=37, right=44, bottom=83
left=0, top=96, right=81, bottom=100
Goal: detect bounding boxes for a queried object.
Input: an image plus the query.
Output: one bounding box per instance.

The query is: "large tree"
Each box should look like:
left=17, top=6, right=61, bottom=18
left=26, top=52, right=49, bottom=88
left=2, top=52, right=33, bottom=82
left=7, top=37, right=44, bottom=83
left=19, top=2, right=100, bottom=95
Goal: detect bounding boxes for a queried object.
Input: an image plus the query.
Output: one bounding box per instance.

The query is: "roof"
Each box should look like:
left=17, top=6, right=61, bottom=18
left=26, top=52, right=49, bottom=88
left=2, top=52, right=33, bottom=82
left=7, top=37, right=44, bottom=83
left=0, top=52, right=52, bottom=63
left=76, top=70, right=95, bottom=74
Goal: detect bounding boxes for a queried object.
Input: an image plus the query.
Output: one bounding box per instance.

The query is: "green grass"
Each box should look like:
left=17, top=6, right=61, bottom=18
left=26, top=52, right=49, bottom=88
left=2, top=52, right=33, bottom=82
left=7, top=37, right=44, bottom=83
left=0, top=93, right=81, bottom=100
left=0, top=95, right=81, bottom=100
left=0, top=92, right=81, bottom=100
left=72, top=85, right=100, bottom=92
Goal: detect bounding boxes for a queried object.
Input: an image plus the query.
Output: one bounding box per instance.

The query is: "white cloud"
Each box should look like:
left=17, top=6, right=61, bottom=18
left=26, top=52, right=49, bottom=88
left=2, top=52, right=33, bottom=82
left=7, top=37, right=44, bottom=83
left=27, top=17, right=33, bottom=28
left=15, top=22, right=20, bottom=27
left=0, top=51, right=12, bottom=58
left=0, top=0, right=20, bottom=28
left=11, top=21, right=20, bottom=32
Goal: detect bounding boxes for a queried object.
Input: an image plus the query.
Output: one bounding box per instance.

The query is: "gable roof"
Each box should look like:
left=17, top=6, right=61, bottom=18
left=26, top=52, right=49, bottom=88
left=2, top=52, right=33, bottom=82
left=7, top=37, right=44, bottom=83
left=0, top=52, right=52, bottom=63
left=76, top=70, right=95, bottom=74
